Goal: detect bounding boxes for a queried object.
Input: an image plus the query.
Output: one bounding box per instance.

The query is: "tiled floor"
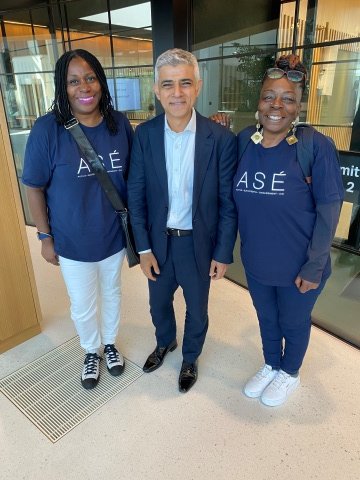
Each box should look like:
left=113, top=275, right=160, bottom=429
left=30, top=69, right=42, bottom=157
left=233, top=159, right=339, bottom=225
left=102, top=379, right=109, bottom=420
left=0, top=227, right=359, bottom=480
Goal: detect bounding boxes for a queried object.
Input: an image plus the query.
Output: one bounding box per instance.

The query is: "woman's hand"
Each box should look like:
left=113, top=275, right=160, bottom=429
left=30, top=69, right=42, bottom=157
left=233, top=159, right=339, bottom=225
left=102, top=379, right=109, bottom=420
left=208, top=112, right=231, bottom=129
left=295, top=276, right=319, bottom=293
left=41, top=237, right=59, bottom=266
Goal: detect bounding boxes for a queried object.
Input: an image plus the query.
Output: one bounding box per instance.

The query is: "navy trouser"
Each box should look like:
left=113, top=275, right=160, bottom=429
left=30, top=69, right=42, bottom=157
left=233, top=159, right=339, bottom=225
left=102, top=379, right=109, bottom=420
left=148, top=235, right=211, bottom=364
left=246, top=275, right=326, bottom=375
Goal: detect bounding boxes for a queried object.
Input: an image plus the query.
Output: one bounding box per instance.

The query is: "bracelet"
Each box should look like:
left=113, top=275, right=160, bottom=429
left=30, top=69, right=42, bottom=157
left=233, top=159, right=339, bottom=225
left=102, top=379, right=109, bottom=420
left=36, top=231, right=53, bottom=241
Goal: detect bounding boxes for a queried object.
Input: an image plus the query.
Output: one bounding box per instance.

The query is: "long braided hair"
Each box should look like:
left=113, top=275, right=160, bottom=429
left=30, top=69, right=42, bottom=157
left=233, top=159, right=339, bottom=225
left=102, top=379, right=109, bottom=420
left=51, top=49, right=118, bottom=135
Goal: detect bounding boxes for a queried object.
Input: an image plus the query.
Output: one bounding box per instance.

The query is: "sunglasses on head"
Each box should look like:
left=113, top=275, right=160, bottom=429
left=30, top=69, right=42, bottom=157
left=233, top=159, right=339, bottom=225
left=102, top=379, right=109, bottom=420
left=264, top=67, right=306, bottom=83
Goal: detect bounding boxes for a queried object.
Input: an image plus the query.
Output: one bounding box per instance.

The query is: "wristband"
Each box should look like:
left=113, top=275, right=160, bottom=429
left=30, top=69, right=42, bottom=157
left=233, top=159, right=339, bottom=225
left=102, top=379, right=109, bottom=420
left=36, top=231, right=53, bottom=240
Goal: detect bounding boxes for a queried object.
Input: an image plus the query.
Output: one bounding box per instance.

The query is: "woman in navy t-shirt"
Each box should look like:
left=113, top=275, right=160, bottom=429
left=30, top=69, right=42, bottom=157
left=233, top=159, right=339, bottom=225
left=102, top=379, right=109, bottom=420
left=233, top=55, right=344, bottom=406
left=23, top=50, right=133, bottom=390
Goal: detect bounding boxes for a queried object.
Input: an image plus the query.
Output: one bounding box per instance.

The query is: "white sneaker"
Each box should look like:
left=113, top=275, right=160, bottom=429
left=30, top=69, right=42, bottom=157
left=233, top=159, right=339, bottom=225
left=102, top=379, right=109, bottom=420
left=244, top=364, right=278, bottom=398
left=261, top=370, right=300, bottom=407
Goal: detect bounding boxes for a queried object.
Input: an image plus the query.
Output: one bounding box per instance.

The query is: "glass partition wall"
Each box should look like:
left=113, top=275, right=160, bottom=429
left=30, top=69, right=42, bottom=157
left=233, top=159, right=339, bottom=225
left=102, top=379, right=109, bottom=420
left=0, top=0, right=154, bottom=222
left=1, top=0, right=359, bottom=347
left=193, top=0, right=360, bottom=347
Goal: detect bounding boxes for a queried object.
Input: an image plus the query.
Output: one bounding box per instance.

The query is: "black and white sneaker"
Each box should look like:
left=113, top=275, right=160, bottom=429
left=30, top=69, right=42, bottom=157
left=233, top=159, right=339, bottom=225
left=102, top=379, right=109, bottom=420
left=81, top=353, right=101, bottom=390
left=104, top=344, right=125, bottom=376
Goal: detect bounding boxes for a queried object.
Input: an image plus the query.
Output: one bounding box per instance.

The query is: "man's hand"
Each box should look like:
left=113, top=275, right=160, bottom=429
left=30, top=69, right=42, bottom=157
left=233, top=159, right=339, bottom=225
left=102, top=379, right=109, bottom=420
left=140, top=252, right=160, bottom=281
left=295, top=276, right=319, bottom=293
left=209, top=260, right=227, bottom=280
left=41, top=238, right=59, bottom=266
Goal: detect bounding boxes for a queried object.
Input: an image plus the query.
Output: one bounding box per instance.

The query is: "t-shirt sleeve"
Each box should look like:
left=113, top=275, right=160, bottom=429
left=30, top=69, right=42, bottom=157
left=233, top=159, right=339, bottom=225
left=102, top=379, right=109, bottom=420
left=311, top=132, right=345, bottom=205
left=22, top=117, right=52, bottom=188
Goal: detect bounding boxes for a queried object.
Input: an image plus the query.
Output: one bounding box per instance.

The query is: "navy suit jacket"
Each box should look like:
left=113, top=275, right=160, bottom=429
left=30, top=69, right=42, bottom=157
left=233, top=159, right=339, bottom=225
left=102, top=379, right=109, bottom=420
left=127, top=111, right=238, bottom=280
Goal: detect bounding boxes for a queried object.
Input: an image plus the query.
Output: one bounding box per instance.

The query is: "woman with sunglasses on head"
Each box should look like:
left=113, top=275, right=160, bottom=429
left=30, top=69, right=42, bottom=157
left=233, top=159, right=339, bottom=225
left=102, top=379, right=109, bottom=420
left=22, top=49, right=133, bottom=390
left=232, top=54, right=344, bottom=406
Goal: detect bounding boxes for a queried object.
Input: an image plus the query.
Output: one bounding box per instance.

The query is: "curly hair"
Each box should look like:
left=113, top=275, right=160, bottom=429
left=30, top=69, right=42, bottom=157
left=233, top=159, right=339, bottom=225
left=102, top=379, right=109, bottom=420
left=274, top=54, right=307, bottom=92
left=51, top=49, right=118, bottom=135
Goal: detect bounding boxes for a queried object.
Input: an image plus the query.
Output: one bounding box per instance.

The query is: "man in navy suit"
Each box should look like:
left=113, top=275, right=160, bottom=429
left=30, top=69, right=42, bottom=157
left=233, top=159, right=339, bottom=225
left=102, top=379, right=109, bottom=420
left=127, top=49, right=237, bottom=393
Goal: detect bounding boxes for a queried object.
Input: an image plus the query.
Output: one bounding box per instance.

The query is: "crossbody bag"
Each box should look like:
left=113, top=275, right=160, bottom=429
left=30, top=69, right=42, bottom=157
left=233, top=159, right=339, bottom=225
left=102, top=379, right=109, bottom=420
left=65, top=117, right=139, bottom=268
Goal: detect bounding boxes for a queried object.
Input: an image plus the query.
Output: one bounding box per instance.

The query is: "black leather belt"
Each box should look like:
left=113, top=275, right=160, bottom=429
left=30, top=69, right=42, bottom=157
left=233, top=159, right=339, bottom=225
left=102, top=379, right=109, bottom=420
left=166, top=228, right=193, bottom=237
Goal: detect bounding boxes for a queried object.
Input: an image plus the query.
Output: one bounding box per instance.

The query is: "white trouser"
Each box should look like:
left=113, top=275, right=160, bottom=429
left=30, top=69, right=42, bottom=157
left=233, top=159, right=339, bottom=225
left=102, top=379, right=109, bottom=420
left=59, top=249, right=126, bottom=354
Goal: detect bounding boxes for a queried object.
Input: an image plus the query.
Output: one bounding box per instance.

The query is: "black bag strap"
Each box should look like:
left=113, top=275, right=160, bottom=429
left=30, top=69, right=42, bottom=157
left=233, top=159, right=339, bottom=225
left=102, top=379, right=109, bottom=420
left=64, top=117, right=126, bottom=212
left=296, top=124, right=315, bottom=182
left=65, top=117, right=140, bottom=268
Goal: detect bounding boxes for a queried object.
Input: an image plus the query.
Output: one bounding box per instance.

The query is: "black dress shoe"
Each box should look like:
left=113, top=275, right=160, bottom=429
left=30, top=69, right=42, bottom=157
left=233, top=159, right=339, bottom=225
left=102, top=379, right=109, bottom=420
left=142, top=339, right=177, bottom=373
left=178, top=361, right=198, bottom=393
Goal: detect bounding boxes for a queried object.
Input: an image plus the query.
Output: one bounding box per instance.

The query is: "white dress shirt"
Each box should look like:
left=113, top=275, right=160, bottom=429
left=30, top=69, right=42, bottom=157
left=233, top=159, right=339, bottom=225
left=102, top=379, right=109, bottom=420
left=165, top=109, right=196, bottom=230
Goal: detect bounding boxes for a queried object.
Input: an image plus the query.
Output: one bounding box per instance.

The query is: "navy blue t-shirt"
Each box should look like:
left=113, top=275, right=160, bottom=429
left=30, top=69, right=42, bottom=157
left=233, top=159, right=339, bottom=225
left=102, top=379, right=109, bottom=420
left=233, top=132, right=343, bottom=286
left=23, top=111, right=133, bottom=262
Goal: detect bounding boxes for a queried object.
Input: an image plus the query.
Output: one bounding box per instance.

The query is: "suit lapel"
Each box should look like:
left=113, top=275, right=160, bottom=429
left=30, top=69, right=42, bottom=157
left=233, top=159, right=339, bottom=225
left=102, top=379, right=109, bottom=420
left=193, top=113, right=214, bottom=217
left=149, top=115, right=169, bottom=204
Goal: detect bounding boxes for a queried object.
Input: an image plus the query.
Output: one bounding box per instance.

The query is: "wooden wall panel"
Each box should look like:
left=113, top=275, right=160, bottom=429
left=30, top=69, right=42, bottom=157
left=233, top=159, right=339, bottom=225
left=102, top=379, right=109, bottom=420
left=0, top=94, right=41, bottom=353
left=316, top=126, right=352, bottom=151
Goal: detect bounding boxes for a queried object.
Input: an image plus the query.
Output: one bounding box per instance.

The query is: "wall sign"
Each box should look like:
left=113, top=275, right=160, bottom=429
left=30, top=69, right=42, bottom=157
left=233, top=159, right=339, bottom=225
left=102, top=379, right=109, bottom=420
left=339, top=152, right=360, bottom=203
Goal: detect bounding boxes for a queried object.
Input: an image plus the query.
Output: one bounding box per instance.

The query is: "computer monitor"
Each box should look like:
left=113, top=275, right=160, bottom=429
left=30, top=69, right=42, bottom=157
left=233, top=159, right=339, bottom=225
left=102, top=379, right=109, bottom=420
left=107, top=77, right=141, bottom=111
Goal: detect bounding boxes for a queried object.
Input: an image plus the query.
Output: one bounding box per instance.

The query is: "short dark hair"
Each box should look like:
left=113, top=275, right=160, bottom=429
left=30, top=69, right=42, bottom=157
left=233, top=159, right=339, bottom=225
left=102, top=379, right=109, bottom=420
left=51, top=49, right=117, bottom=134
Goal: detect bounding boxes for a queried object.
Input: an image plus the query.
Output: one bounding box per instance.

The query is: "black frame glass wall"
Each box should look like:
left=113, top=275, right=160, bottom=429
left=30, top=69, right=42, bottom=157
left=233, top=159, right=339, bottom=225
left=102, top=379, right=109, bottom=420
left=0, top=0, right=154, bottom=221
left=192, top=0, right=360, bottom=347
left=1, top=0, right=359, bottom=347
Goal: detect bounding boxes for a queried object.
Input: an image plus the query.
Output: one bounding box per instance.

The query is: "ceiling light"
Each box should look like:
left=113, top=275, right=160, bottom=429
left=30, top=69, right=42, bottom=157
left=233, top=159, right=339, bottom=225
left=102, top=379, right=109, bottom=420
left=81, top=2, right=151, bottom=30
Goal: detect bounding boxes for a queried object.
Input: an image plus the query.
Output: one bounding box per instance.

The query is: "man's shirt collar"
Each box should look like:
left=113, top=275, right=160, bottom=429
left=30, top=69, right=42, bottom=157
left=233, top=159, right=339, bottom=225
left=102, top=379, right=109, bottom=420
left=164, top=108, right=196, bottom=134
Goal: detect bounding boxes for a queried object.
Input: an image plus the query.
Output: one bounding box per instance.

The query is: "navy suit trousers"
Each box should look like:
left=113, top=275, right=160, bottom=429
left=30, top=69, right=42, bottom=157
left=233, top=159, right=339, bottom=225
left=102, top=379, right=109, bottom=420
left=148, top=235, right=211, bottom=364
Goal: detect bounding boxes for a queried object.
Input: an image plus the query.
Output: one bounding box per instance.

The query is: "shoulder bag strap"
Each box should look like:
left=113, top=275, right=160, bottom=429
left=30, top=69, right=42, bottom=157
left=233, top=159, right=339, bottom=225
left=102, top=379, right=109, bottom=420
left=64, top=117, right=126, bottom=212
left=64, top=117, right=140, bottom=268
left=296, top=124, right=315, bottom=184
